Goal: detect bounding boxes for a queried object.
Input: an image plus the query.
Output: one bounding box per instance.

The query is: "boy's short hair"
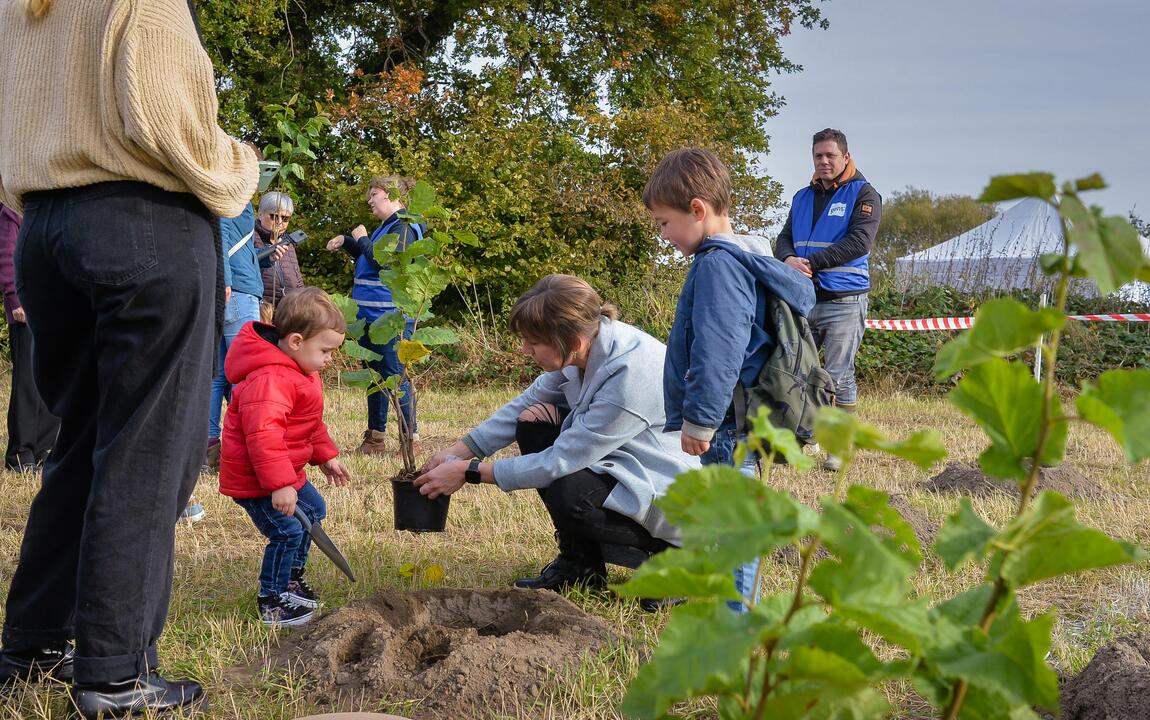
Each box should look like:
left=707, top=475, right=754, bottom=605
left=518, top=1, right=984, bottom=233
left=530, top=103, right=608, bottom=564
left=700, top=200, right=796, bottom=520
left=367, top=175, right=416, bottom=202
left=642, top=148, right=731, bottom=215
left=812, top=128, right=848, bottom=154
left=509, top=275, right=619, bottom=361
left=273, top=287, right=347, bottom=339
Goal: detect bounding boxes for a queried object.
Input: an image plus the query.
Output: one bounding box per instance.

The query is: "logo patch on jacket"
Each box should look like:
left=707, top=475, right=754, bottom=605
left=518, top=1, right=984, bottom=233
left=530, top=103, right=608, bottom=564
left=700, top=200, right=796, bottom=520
left=860, top=202, right=873, bottom=217
left=828, top=202, right=847, bottom=218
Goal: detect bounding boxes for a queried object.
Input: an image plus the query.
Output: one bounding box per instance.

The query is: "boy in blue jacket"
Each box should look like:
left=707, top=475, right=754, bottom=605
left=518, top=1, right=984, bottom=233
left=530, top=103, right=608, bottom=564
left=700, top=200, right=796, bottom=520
left=643, top=148, right=814, bottom=612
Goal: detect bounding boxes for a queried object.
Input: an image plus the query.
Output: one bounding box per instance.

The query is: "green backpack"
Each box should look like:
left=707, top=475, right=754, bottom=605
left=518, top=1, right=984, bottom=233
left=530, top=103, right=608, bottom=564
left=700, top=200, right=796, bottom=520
left=733, top=292, right=836, bottom=447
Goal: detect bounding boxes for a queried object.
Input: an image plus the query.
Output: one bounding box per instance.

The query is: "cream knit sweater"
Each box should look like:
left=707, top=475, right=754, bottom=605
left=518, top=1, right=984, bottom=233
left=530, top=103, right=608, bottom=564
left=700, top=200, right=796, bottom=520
left=0, top=0, right=257, bottom=217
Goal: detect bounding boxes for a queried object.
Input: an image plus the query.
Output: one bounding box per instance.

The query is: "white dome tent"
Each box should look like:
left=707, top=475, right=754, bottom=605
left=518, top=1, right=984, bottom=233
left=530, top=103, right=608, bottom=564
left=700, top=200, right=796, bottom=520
left=893, top=197, right=1150, bottom=305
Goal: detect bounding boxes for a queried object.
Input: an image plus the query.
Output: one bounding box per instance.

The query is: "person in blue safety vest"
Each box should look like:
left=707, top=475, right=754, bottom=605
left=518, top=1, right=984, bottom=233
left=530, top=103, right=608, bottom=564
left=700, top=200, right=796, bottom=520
left=326, top=175, right=426, bottom=455
left=774, top=128, right=882, bottom=471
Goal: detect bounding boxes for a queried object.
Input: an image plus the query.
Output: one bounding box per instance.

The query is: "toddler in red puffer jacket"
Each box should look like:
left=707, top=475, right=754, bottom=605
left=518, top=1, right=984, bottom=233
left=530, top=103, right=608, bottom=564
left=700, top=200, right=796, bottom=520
left=219, top=286, right=351, bottom=627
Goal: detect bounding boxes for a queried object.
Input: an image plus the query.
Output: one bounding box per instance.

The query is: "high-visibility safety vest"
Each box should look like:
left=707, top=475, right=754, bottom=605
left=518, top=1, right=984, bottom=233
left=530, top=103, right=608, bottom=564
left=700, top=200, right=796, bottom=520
left=790, top=180, right=870, bottom=293
left=352, top=217, right=424, bottom=319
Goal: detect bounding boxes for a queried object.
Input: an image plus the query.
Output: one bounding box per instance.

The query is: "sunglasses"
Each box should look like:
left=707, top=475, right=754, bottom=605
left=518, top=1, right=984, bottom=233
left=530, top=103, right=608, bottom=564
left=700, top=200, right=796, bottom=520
left=268, top=213, right=292, bottom=223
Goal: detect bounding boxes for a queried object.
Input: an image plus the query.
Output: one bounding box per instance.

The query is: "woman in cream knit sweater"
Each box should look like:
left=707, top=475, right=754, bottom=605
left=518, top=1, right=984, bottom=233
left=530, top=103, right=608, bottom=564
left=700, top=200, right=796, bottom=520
left=0, top=0, right=256, bottom=716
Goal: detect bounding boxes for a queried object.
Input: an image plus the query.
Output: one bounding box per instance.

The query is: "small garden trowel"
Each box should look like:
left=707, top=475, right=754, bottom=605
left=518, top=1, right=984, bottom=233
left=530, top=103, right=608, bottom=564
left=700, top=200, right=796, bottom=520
left=294, top=508, right=356, bottom=582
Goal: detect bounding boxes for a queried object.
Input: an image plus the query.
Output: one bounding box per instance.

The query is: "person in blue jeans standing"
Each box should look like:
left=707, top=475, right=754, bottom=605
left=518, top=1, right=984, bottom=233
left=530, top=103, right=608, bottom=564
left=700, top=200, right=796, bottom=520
left=774, top=128, right=881, bottom=471
left=644, top=148, right=815, bottom=612
left=326, top=175, right=425, bottom=456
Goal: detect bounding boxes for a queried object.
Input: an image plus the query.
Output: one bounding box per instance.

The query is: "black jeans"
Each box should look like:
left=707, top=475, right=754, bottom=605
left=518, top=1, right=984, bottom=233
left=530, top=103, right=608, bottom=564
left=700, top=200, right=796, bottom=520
left=4, top=321, right=59, bottom=469
left=516, top=418, right=670, bottom=567
left=2, top=182, right=217, bottom=684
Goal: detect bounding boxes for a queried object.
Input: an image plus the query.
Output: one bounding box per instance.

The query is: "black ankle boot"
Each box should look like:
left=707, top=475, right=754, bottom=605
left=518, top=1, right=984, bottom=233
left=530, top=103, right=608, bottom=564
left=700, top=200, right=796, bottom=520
left=0, top=642, right=74, bottom=686
left=71, top=672, right=205, bottom=719
left=513, top=556, right=607, bottom=592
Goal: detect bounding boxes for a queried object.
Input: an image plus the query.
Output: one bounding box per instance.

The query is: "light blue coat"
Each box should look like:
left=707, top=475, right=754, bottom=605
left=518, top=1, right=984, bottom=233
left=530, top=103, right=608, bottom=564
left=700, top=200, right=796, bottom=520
left=465, top=318, right=698, bottom=545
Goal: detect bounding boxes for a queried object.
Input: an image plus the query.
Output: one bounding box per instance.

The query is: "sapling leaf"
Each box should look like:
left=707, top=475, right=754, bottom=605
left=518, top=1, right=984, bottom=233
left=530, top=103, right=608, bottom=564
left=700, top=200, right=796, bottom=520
left=347, top=319, right=365, bottom=341
left=808, top=496, right=931, bottom=653
left=410, top=326, right=459, bottom=346
left=342, top=368, right=379, bottom=390
left=990, top=490, right=1145, bottom=587
left=934, top=498, right=997, bottom=570
left=422, top=564, right=445, bottom=584
left=948, top=358, right=1067, bottom=481
left=407, top=180, right=436, bottom=215
left=1062, top=195, right=1144, bottom=293
left=977, top=173, right=1056, bottom=202
left=617, top=601, right=773, bottom=719
left=747, top=406, right=815, bottom=468
left=368, top=311, right=407, bottom=346
left=856, top=428, right=947, bottom=470
left=371, top=233, right=402, bottom=267
left=1073, top=172, right=1107, bottom=191
left=400, top=237, right=440, bottom=260
left=776, top=617, right=883, bottom=677
left=655, top=465, right=819, bottom=568
left=341, top=339, right=382, bottom=362
left=933, top=298, right=1064, bottom=379
left=813, top=408, right=945, bottom=469
left=377, top=374, right=402, bottom=392
left=422, top=205, right=450, bottom=220
left=814, top=406, right=858, bottom=461
left=931, top=601, right=1059, bottom=711
left=397, top=339, right=431, bottom=366
left=612, top=547, right=741, bottom=601
left=330, top=293, right=360, bottom=325
left=1077, top=368, right=1150, bottom=462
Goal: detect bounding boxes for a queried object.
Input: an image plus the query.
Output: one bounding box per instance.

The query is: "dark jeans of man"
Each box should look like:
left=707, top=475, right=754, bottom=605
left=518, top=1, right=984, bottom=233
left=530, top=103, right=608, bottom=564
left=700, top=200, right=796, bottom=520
left=234, top=481, right=327, bottom=598
left=4, top=321, right=59, bottom=469
left=516, top=417, right=670, bottom=567
left=2, top=181, right=217, bottom=685
left=359, top=317, right=416, bottom=434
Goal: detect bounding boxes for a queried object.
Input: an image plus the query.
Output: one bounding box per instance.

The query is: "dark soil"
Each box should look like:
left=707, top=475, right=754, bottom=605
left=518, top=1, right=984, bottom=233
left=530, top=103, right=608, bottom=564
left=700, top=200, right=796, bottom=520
left=1059, top=635, right=1150, bottom=720
left=266, top=588, right=617, bottom=719
left=921, top=461, right=1103, bottom=500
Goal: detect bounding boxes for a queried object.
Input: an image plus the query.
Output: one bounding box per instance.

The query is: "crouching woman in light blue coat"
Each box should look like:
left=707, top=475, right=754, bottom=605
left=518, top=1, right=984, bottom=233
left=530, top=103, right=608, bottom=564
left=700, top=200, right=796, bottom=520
left=415, top=274, right=699, bottom=592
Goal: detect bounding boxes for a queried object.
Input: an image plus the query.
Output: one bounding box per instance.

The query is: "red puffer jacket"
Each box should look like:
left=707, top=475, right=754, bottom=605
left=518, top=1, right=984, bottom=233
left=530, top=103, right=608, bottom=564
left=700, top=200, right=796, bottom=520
left=219, top=322, right=339, bottom=498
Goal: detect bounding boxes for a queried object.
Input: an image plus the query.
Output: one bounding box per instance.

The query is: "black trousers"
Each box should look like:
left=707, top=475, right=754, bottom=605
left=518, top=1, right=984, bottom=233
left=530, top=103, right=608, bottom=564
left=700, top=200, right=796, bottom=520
left=5, top=321, right=59, bottom=469
left=2, top=182, right=217, bottom=684
left=516, top=419, right=670, bottom=567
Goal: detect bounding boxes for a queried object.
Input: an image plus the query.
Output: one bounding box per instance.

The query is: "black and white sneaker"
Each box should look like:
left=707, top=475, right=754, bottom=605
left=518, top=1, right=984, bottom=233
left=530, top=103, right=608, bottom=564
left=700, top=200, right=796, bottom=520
left=258, top=593, right=315, bottom=627
left=285, top=569, right=319, bottom=609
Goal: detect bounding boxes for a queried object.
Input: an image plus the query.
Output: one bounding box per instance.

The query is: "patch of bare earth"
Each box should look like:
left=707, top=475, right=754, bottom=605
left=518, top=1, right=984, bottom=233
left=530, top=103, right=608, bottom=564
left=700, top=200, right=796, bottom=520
left=921, top=461, right=1103, bottom=500
left=1057, top=635, right=1150, bottom=720
left=266, top=588, right=617, bottom=719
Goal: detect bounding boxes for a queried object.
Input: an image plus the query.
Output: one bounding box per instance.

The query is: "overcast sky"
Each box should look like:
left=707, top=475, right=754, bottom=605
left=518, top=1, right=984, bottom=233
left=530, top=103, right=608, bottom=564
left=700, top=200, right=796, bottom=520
left=761, top=0, right=1149, bottom=222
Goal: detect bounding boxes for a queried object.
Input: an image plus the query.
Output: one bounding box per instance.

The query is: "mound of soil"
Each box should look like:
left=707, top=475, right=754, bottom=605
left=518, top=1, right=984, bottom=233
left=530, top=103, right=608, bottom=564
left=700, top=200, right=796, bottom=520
left=269, top=588, right=617, bottom=719
left=1060, top=635, right=1150, bottom=719
left=921, top=462, right=1102, bottom=500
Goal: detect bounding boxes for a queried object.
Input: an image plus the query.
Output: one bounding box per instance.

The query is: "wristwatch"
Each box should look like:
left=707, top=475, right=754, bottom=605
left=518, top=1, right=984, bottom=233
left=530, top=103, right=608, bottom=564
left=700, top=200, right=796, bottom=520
left=465, top=459, right=482, bottom=485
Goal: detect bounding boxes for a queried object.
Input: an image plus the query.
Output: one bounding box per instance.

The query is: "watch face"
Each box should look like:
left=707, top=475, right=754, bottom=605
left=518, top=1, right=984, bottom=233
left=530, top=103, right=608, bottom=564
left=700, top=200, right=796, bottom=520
left=466, top=460, right=481, bottom=484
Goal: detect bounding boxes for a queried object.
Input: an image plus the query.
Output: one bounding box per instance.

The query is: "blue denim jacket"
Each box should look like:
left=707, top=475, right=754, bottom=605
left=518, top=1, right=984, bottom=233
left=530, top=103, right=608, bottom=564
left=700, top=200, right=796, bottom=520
left=664, top=234, right=816, bottom=441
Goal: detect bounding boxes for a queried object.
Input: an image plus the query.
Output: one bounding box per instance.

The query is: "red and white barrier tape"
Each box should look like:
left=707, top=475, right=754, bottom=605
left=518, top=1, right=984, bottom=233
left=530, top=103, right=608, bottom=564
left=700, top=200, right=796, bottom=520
left=865, top=313, right=1150, bottom=331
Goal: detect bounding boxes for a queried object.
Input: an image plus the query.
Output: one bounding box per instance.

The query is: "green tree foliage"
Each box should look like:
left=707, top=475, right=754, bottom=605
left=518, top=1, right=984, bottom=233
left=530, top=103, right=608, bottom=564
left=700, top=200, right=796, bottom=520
left=873, top=188, right=996, bottom=282
left=195, top=0, right=827, bottom=311
left=616, top=171, right=1150, bottom=719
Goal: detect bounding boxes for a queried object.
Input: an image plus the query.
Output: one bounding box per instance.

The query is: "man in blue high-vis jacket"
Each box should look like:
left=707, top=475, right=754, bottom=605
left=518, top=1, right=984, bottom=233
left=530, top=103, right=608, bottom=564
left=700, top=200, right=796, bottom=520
left=774, top=128, right=881, bottom=471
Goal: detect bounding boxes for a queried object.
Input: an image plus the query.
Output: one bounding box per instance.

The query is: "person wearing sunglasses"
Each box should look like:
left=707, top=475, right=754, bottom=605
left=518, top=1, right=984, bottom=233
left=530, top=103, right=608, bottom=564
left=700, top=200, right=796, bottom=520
left=254, top=192, right=305, bottom=314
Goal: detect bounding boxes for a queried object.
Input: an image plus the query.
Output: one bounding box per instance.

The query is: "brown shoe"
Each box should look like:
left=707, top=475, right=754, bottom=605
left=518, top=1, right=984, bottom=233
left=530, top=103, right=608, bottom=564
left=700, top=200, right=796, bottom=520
left=203, top=439, right=221, bottom=471
left=355, top=429, right=388, bottom=455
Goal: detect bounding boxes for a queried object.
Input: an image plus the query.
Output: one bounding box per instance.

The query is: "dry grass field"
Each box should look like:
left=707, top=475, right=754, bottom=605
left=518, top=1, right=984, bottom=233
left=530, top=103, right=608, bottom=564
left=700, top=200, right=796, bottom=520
left=1, top=381, right=1148, bottom=719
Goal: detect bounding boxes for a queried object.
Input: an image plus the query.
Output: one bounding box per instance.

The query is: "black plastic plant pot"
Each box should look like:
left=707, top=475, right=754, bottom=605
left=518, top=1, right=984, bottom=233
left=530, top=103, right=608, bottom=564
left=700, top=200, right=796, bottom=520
left=392, top=479, right=450, bottom=532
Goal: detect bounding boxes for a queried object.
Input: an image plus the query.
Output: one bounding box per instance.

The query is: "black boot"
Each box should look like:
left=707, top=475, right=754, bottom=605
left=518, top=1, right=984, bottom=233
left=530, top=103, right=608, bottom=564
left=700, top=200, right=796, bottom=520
left=0, top=643, right=74, bottom=686
left=71, top=672, right=205, bottom=719
left=514, top=556, right=607, bottom=592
